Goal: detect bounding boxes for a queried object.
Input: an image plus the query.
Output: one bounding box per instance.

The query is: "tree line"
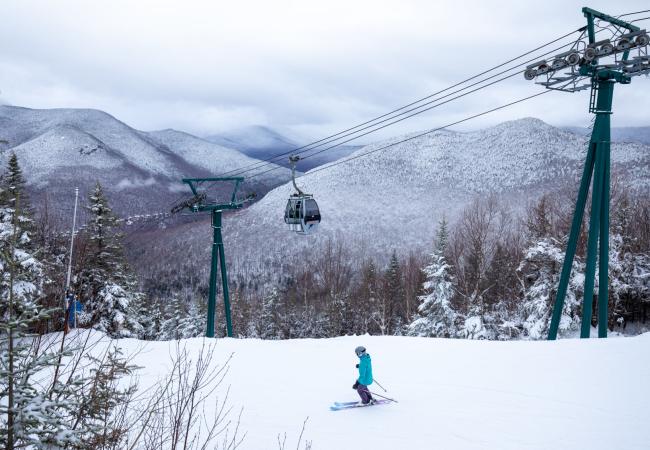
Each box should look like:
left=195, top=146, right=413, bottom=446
left=2, top=152, right=650, bottom=342
left=202, top=184, right=650, bottom=341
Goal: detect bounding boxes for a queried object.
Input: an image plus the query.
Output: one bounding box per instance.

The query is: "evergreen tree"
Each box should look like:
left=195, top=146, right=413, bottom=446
left=160, top=296, right=185, bottom=340
left=409, top=219, right=458, bottom=338
left=0, top=155, right=40, bottom=323
left=0, top=152, right=32, bottom=216
left=357, top=259, right=379, bottom=334
left=259, top=288, right=282, bottom=339
left=517, top=239, right=583, bottom=339
left=180, top=300, right=205, bottom=338
left=383, top=251, right=405, bottom=334
left=77, top=182, right=142, bottom=337
left=435, top=216, right=449, bottom=253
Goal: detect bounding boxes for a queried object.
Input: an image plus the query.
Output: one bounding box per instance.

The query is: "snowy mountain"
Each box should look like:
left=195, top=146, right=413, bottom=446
left=205, top=125, right=299, bottom=156
left=205, top=125, right=361, bottom=171
left=230, top=117, right=649, bottom=254
left=83, top=330, right=650, bottom=449
left=564, top=125, right=650, bottom=145
left=133, top=118, right=650, bottom=284
left=0, top=106, right=291, bottom=217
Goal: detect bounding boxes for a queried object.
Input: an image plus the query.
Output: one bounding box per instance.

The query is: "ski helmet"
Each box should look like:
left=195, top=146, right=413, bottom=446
left=355, top=346, right=366, bottom=356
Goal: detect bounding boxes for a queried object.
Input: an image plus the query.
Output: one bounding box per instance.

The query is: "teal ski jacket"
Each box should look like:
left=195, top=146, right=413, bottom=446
left=357, top=353, right=373, bottom=386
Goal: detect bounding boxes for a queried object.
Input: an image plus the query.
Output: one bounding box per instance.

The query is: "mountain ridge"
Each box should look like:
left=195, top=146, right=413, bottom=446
left=0, top=105, right=292, bottom=217
left=130, top=116, right=650, bottom=291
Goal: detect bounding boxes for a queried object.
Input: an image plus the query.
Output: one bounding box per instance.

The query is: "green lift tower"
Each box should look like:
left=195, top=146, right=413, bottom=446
left=175, top=177, right=251, bottom=338
left=523, top=8, right=649, bottom=339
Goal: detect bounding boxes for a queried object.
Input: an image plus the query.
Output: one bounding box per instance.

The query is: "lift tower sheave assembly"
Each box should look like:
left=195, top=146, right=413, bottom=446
left=178, top=177, right=251, bottom=338
left=524, top=8, right=649, bottom=340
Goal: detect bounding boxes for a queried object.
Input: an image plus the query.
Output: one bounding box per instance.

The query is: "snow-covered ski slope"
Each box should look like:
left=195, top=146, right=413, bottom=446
left=99, top=331, right=649, bottom=449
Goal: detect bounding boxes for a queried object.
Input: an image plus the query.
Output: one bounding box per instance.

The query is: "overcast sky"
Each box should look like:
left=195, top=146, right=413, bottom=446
left=1, top=0, right=648, bottom=142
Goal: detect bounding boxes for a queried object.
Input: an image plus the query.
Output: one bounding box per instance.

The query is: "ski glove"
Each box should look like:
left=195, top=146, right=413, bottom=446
left=352, top=381, right=359, bottom=390
left=355, top=364, right=359, bottom=368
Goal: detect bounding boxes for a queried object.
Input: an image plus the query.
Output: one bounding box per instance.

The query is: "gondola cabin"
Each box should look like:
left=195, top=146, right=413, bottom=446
left=284, top=194, right=320, bottom=235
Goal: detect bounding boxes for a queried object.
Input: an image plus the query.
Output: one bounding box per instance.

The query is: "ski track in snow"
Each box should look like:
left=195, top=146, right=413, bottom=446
left=63, top=330, right=650, bottom=450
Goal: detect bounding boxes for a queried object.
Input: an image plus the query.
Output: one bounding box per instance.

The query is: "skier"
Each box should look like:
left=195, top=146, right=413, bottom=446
left=352, top=346, right=375, bottom=405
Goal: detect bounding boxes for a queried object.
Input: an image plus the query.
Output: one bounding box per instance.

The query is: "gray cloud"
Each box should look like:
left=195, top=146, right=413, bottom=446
left=1, top=0, right=648, bottom=142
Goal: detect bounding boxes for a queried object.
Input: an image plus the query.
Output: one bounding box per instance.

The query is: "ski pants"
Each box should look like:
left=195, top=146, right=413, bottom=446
left=356, top=383, right=373, bottom=404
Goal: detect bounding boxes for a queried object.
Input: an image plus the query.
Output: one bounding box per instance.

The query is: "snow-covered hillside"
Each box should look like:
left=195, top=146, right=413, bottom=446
left=143, top=118, right=650, bottom=282
left=205, top=125, right=300, bottom=156
left=565, top=125, right=650, bottom=145
left=236, top=117, right=650, bottom=242
left=0, top=105, right=290, bottom=216
left=85, top=331, right=650, bottom=450
left=205, top=125, right=360, bottom=171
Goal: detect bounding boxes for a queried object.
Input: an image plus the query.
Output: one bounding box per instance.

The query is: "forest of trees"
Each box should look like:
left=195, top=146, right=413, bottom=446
left=2, top=153, right=650, bottom=342
left=214, top=187, right=650, bottom=341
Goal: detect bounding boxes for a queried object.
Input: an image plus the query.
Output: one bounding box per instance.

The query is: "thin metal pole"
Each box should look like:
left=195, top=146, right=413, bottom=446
left=597, top=82, right=614, bottom=338
left=373, top=378, right=388, bottom=392
left=581, top=143, right=605, bottom=338
left=598, top=146, right=611, bottom=338
left=368, top=391, right=398, bottom=403
left=215, top=211, right=233, bottom=337
left=64, top=187, right=79, bottom=330
left=206, top=210, right=219, bottom=338
left=548, top=145, right=596, bottom=340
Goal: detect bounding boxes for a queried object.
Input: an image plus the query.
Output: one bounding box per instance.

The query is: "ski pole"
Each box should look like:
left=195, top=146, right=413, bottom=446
left=369, top=390, right=398, bottom=403
left=373, top=378, right=388, bottom=392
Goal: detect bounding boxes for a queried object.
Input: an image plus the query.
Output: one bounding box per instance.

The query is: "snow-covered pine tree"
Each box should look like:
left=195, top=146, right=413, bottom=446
left=0, top=153, right=32, bottom=219
left=383, top=251, right=406, bottom=335
left=517, top=195, right=583, bottom=339
left=259, top=288, right=283, bottom=339
left=409, top=218, right=458, bottom=338
left=180, top=300, right=205, bottom=338
left=77, top=182, right=142, bottom=338
left=159, top=295, right=186, bottom=340
left=517, top=238, right=583, bottom=339
left=0, top=154, right=42, bottom=325
left=435, top=216, right=449, bottom=253
left=130, top=295, right=161, bottom=340
left=356, top=259, right=379, bottom=335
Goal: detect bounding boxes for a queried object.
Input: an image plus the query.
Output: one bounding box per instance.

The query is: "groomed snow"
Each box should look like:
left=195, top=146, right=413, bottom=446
left=73, top=330, right=650, bottom=450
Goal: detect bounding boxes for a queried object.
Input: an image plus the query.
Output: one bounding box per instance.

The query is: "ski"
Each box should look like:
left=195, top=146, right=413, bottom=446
left=329, top=400, right=391, bottom=411
left=334, top=401, right=359, bottom=406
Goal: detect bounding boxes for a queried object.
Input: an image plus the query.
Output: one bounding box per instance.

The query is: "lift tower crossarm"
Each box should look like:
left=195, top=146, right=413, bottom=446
left=582, top=7, right=640, bottom=42
left=182, top=177, right=246, bottom=211
left=177, top=176, right=251, bottom=338
left=583, top=7, right=641, bottom=66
